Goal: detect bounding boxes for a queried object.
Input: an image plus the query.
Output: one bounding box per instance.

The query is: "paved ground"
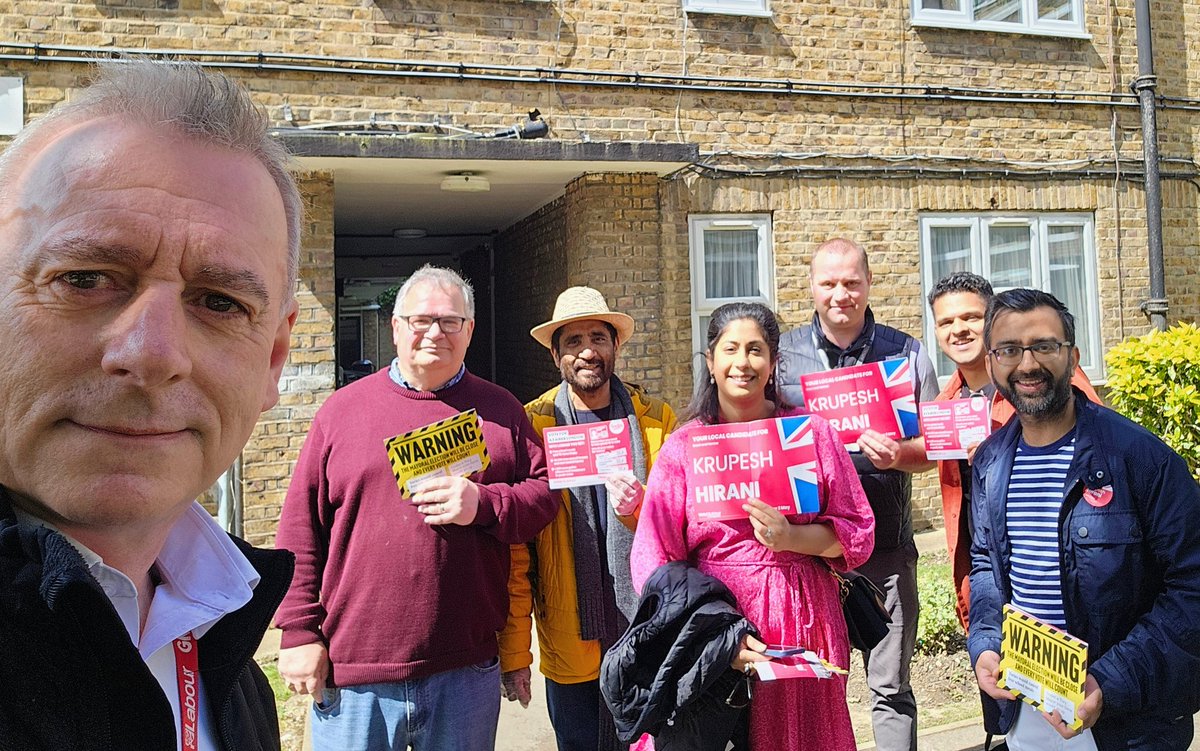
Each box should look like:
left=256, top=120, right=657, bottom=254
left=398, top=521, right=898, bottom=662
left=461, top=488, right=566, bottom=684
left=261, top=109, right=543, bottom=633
left=495, top=640, right=557, bottom=751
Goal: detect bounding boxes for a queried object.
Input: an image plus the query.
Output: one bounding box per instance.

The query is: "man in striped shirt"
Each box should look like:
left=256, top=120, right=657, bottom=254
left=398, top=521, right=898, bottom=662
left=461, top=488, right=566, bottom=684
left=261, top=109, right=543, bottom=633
left=967, top=289, right=1200, bottom=750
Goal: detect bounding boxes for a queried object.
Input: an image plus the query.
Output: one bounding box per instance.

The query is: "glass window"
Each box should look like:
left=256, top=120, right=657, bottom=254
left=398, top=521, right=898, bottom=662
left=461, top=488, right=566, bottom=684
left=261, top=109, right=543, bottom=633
left=683, top=0, right=770, bottom=17
left=689, top=214, right=774, bottom=382
left=921, top=213, right=1102, bottom=381
left=988, top=223, right=1034, bottom=288
left=704, top=229, right=762, bottom=299
left=929, top=225, right=974, bottom=282
left=974, top=0, right=1020, bottom=23
left=1038, top=0, right=1074, bottom=21
left=912, top=0, right=1086, bottom=37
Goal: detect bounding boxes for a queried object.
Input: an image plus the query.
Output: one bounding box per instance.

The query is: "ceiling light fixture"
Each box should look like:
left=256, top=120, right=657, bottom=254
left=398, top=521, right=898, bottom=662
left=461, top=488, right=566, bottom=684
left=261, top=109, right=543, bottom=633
left=440, top=172, right=491, bottom=192
left=392, top=228, right=428, bottom=239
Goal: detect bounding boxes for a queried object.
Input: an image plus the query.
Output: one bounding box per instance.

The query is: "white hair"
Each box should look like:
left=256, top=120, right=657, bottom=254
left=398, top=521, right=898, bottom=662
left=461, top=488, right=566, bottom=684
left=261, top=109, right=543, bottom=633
left=394, top=265, right=476, bottom=318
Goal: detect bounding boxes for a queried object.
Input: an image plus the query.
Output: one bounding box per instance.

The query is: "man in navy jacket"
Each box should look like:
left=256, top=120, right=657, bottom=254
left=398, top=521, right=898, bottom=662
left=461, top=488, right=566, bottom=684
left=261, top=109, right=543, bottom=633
left=968, top=288, right=1200, bottom=750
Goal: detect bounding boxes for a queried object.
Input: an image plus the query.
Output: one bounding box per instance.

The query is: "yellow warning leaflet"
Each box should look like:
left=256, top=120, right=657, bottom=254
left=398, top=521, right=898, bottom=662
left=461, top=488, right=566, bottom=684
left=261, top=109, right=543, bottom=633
left=385, top=410, right=490, bottom=496
left=998, top=603, right=1088, bottom=731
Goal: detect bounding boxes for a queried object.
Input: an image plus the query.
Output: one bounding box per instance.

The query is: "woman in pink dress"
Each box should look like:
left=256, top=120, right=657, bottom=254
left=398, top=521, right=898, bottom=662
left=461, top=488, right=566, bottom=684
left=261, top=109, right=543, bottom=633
left=630, top=302, right=874, bottom=751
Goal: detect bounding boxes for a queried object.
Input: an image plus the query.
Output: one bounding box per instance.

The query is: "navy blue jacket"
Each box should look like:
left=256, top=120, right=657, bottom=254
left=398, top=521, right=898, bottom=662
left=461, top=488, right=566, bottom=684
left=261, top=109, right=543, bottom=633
left=967, top=389, right=1200, bottom=750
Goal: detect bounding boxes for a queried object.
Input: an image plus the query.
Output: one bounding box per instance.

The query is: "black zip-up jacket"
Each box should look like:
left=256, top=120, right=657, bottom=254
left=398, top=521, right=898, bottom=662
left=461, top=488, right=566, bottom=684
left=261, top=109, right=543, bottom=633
left=600, top=561, right=756, bottom=749
left=0, top=495, right=294, bottom=751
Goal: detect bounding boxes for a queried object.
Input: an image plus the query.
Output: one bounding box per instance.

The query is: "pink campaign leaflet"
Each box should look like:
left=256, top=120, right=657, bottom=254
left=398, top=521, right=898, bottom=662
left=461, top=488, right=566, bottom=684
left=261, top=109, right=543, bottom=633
left=918, top=396, right=992, bottom=460
left=796, top=358, right=919, bottom=449
left=543, top=419, right=634, bottom=490
left=683, top=416, right=820, bottom=522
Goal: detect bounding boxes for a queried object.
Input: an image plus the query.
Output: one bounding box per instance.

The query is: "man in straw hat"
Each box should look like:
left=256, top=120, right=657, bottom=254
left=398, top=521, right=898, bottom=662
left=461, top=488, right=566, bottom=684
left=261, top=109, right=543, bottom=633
left=500, top=286, right=677, bottom=751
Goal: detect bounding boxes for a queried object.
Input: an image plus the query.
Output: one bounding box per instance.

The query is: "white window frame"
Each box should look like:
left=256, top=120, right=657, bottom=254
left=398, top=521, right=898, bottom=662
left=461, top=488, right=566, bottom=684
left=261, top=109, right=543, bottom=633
left=911, top=0, right=1088, bottom=38
left=683, top=0, right=771, bottom=18
left=0, top=77, right=23, bottom=136
left=920, top=212, right=1103, bottom=383
left=688, top=214, right=775, bottom=382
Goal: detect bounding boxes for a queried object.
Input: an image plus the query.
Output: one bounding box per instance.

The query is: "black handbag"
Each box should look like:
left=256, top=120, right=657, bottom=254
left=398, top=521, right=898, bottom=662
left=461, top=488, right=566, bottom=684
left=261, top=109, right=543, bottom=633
left=828, top=565, right=891, bottom=651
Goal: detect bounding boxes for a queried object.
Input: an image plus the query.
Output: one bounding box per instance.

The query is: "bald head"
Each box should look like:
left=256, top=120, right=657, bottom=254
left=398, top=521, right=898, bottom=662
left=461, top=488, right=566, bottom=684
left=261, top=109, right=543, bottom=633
left=809, top=237, right=873, bottom=345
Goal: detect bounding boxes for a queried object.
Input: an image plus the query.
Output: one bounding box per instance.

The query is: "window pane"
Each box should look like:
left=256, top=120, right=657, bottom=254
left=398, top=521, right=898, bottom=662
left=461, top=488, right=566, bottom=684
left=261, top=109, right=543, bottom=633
left=929, top=226, right=972, bottom=283
left=927, top=226, right=973, bottom=376
left=1038, top=0, right=1073, bottom=20
left=974, top=0, right=1020, bottom=22
left=922, top=0, right=960, bottom=8
left=704, top=229, right=760, bottom=299
left=989, top=225, right=1032, bottom=288
left=1046, top=224, right=1092, bottom=368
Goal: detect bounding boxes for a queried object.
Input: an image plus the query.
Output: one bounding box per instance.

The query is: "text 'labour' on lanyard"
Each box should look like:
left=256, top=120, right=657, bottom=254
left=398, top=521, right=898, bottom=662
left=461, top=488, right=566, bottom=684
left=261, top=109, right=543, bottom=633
left=173, top=633, right=200, bottom=751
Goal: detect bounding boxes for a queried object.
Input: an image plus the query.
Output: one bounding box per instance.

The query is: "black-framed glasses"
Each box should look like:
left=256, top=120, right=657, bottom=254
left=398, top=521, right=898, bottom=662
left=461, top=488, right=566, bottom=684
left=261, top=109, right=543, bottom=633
left=397, top=315, right=468, bottom=334
left=988, top=341, right=1072, bottom=366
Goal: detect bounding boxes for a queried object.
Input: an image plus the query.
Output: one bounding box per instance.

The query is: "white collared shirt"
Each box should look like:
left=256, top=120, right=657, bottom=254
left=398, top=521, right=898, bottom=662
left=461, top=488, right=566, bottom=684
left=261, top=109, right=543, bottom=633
left=15, top=503, right=260, bottom=751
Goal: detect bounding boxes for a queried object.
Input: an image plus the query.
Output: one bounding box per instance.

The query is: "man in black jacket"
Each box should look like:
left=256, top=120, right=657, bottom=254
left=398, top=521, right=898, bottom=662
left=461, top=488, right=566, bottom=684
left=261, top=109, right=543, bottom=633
left=776, top=238, right=938, bottom=751
left=0, top=58, right=299, bottom=749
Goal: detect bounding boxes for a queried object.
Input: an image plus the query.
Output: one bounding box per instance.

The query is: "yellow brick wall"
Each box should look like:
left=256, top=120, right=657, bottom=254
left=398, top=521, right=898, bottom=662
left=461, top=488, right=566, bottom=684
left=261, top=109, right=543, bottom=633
left=241, top=170, right=337, bottom=546
left=5, top=0, right=1199, bottom=538
left=494, top=191, right=571, bottom=402
left=1, top=0, right=1193, bottom=159
left=494, top=172, right=671, bottom=405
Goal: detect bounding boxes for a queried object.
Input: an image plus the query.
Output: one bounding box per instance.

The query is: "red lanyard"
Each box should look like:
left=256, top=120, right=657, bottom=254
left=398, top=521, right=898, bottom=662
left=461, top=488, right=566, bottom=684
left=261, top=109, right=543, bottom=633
left=173, top=633, right=200, bottom=751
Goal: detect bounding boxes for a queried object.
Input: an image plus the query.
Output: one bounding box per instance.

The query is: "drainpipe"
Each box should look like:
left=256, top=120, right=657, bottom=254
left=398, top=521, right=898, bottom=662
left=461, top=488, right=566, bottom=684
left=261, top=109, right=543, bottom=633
left=1133, top=0, right=1168, bottom=331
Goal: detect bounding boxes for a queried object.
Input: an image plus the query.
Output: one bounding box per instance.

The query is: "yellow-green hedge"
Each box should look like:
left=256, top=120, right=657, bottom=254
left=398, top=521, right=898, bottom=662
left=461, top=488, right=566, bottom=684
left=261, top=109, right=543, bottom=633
left=1105, top=322, right=1200, bottom=483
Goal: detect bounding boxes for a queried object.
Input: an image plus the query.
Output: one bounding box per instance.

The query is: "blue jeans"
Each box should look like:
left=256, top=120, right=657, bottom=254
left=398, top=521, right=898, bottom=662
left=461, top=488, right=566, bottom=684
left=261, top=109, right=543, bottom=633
left=310, top=657, right=501, bottom=750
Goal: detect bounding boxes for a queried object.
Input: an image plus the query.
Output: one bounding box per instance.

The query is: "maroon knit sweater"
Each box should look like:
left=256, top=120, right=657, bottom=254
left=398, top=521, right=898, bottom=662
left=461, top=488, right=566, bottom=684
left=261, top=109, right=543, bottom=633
left=275, top=369, right=556, bottom=685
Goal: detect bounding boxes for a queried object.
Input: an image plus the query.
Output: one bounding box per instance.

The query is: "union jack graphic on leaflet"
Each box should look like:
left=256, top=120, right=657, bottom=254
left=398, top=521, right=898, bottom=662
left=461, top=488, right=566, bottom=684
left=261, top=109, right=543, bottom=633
left=881, top=358, right=920, bottom=439
left=776, top=416, right=820, bottom=513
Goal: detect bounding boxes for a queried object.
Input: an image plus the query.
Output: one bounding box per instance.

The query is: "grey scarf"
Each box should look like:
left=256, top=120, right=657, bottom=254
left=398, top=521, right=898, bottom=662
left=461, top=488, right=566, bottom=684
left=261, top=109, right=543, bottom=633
left=553, top=377, right=648, bottom=646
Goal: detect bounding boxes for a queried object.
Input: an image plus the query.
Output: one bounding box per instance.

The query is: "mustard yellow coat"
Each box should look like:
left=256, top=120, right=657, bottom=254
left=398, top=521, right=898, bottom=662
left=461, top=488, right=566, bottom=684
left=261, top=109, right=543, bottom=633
left=499, top=382, right=677, bottom=684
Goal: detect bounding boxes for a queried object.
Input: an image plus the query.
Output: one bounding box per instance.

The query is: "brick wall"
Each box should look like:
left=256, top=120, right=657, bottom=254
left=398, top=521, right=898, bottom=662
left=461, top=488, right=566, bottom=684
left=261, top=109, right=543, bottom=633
left=241, top=170, right=337, bottom=546
left=561, top=173, right=669, bottom=397
left=3, top=1, right=1196, bottom=162
left=495, top=172, right=671, bottom=405
left=494, top=192, right=570, bottom=402
left=5, top=0, right=1200, bottom=540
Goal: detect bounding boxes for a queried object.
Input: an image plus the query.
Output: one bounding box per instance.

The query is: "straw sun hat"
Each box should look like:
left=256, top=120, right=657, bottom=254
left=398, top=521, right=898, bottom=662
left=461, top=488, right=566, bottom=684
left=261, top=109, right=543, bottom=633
left=530, top=286, right=635, bottom=350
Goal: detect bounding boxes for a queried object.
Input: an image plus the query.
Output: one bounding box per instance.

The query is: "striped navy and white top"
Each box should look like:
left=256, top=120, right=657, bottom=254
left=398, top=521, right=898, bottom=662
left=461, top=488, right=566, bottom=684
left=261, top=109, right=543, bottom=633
left=1005, top=432, right=1077, bottom=630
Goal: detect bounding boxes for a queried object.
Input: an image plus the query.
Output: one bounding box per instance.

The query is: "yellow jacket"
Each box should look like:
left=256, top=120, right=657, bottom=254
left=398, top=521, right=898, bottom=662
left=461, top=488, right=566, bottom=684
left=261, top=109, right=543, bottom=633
left=500, top=382, right=677, bottom=684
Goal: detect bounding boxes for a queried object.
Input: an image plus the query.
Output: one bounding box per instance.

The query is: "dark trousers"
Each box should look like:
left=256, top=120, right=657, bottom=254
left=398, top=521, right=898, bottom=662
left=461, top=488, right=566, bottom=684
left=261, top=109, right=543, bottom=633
left=546, top=677, right=602, bottom=751
left=859, top=541, right=920, bottom=751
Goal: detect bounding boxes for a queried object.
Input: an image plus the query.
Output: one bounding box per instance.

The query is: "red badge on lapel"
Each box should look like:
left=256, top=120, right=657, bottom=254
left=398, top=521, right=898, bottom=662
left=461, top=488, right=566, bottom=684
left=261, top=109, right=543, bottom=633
left=1083, top=485, right=1114, bottom=508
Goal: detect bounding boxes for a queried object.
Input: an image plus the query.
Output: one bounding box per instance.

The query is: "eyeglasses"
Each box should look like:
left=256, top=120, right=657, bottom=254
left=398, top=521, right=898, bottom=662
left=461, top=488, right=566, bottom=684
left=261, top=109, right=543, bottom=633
left=397, top=315, right=468, bottom=334
left=988, top=341, right=1072, bottom=366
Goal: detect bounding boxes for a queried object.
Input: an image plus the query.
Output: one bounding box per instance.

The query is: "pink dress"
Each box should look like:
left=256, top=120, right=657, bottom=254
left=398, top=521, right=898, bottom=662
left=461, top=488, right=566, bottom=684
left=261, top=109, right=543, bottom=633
left=629, top=408, right=874, bottom=751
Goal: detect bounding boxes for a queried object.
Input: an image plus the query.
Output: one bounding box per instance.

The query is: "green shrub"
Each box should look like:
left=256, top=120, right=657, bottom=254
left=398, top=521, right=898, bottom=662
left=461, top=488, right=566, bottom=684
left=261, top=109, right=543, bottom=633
left=375, top=284, right=401, bottom=313
left=1105, top=322, right=1200, bottom=483
left=916, top=550, right=965, bottom=655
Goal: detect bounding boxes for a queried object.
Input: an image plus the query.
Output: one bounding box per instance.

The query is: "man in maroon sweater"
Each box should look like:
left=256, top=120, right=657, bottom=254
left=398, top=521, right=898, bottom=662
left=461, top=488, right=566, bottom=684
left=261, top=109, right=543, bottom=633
left=275, top=265, right=557, bottom=750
